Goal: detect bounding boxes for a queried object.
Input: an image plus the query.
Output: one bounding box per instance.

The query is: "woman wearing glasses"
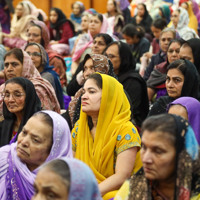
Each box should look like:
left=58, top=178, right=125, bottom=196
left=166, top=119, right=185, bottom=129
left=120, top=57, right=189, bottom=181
left=24, top=43, right=64, bottom=109
left=0, top=77, right=41, bottom=147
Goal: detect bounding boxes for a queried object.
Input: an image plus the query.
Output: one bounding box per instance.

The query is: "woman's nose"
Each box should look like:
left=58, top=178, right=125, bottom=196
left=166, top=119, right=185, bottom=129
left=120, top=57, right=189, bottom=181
left=142, top=150, right=153, bottom=164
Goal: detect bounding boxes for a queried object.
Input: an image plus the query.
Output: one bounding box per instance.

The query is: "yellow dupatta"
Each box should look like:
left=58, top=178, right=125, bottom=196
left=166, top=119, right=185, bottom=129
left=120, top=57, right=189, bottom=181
left=75, top=73, right=140, bottom=183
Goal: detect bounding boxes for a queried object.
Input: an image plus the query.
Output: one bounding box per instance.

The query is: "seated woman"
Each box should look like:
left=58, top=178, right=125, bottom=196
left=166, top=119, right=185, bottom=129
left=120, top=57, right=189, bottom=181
left=2, top=1, right=36, bottom=49
left=27, top=20, right=67, bottom=88
left=67, top=33, right=113, bottom=96
left=48, top=7, right=75, bottom=55
left=104, top=0, right=124, bottom=38
left=33, top=158, right=101, bottom=200
left=0, top=48, right=60, bottom=114
left=149, top=59, right=200, bottom=116
left=24, top=42, right=64, bottom=109
left=168, top=96, right=200, bottom=145
left=115, top=114, right=200, bottom=199
left=0, top=110, right=72, bottom=199
left=72, top=73, right=142, bottom=200
left=104, top=41, right=149, bottom=127
left=158, top=4, right=171, bottom=25
left=0, top=77, right=41, bottom=147
left=70, top=1, right=85, bottom=32
left=122, top=24, right=150, bottom=64
left=131, top=3, right=153, bottom=36
left=147, top=39, right=181, bottom=102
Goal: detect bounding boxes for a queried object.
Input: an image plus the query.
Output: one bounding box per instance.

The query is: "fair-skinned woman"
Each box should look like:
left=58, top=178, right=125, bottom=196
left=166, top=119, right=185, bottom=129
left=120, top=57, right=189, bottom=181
left=33, top=158, right=101, bottom=200
left=148, top=59, right=200, bottom=116
left=0, top=110, right=72, bottom=199
left=0, top=48, right=60, bottom=114
left=0, top=77, right=41, bottom=147
left=24, top=43, right=64, bottom=109
left=72, top=73, right=142, bottom=199
left=115, top=114, right=200, bottom=199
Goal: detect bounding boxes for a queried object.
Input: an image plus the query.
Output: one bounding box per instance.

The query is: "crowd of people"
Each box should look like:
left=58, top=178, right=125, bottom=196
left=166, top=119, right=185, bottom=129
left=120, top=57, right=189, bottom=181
left=0, top=0, right=200, bottom=199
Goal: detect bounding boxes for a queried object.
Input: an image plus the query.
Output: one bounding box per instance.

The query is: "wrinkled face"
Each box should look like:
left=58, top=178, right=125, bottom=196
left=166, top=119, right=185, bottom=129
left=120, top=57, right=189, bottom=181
left=73, top=3, right=81, bottom=16
left=168, top=104, right=188, bottom=120
left=137, top=4, right=145, bottom=17
left=141, top=131, right=176, bottom=182
left=15, top=4, right=23, bottom=17
left=17, top=115, right=53, bottom=171
left=3, top=83, right=26, bottom=115
left=27, top=26, right=42, bottom=44
left=122, top=34, right=138, bottom=45
left=50, top=10, right=58, bottom=24
left=105, top=44, right=120, bottom=74
left=167, top=42, right=181, bottom=64
left=81, top=15, right=89, bottom=32
left=32, top=167, right=68, bottom=200
left=151, top=26, right=162, bottom=39
left=83, top=58, right=95, bottom=79
left=159, top=31, right=174, bottom=53
left=92, top=36, right=107, bottom=54
left=88, top=16, right=102, bottom=37
left=81, top=78, right=102, bottom=116
left=25, top=45, right=42, bottom=70
left=179, top=46, right=194, bottom=63
left=166, top=68, right=184, bottom=99
left=107, top=0, right=115, bottom=13
left=4, top=54, right=23, bottom=80
left=171, top=10, right=180, bottom=27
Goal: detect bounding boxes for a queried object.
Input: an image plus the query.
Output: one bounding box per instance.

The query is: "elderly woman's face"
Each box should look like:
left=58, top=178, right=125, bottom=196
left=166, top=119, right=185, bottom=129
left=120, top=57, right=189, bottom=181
left=16, top=115, right=53, bottom=171
left=81, top=15, right=89, bottom=32
left=81, top=78, right=102, bottom=116
left=167, top=42, right=181, bottom=64
left=92, top=36, right=107, bottom=54
left=89, top=16, right=102, bottom=37
left=141, top=131, right=176, bottom=181
left=32, top=167, right=68, bottom=200
left=83, top=58, right=95, bottom=80
left=159, top=32, right=174, bottom=53
left=3, top=83, right=26, bottom=114
left=73, top=3, right=81, bottom=15
left=4, top=54, right=23, bottom=79
left=25, top=45, right=42, bottom=70
left=27, top=26, right=42, bottom=44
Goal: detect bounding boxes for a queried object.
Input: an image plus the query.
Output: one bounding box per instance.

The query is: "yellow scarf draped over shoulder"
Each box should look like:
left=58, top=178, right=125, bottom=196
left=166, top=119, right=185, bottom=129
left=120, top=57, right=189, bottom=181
left=75, top=73, right=140, bottom=183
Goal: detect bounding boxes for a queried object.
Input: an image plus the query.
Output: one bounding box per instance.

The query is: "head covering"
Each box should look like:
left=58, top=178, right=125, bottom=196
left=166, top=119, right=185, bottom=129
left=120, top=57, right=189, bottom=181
left=128, top=114, right=200, bottom=200
left=0, top=110, right=72, bottom=200
left=116, top=0, right=130, bottom=11
left=186, top=38, right=200, bottom=75
left=61, top=158, right=101, bottom=200
left=169, top=97, right=200, bottom=145
left=70, top=1, right=85, bottom=24
left=159, top=4, right=171, bottom=24
left=192, top=0, right=200, bottom=25
left=0, top=77, right=41, bottom=147
left=74, top=73, right=142, bottom=183
left=0, top=50, right=60, bottom=113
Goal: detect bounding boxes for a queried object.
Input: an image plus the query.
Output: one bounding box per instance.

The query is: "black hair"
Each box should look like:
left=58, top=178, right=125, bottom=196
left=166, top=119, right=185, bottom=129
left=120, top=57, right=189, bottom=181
left=43, top=159, right=70, bottom=191
left=4, top=48, right=24, bottom=64
left=122, top=24, right=145, bottom=39
left=151, top=18, right=167, bottom=30
left=92, top=13, right=103, bottom=23
left=93, top=33, right=113, bottom=45
left=167, top=39, right=182, bottom=50
left=167, top=59, right=186, bottom=75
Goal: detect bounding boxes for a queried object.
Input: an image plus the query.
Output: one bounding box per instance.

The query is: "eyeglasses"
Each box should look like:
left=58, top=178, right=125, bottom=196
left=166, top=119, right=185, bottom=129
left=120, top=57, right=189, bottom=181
left=104, top=53, right=119, bottom=59
left=26, top=52, right=41, bottom=57
left=1, top=92, right=25, bottom=100
left=27, top=33, right=40, bottom=38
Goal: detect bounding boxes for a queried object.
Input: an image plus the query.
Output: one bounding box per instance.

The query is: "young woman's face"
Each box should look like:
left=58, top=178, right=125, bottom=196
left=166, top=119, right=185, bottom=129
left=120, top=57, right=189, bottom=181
left=72, top=3, right=81, bottom=16
left=81, top=15, right=89, bottom=32
left=15, top=4, right=23, bottom=17
left=25, top=45, right=42, bottom=70
left=17, top=115, right=53, bottom=171
left=27, top=26, right=42, bottom=44
left=141, top=131, right=176, bottom=182
left=3, top=83, right=26, bottom=115
left=179, top=46, right=194, bottom=63
left=137, top=4, right=145, bottom=17
left=88, top=16, right=102, bottom=37
left=92, top=36, right=107, bottom=54
left=83, top=58, right=95, bottom=80
left=4, top=54, right=23, bottom=79
left=167, top=42, right=181, bottom=64
left=107, top=0, right=115, bottom=13
left=81, top=78, right=102, bottom=116
left=50, top=10, right=58, bottom=24
left=171, top=10, right=180, bottom=27
left=159, top=31, right=174, bottom=53
left=151, top=26, right=162, bottom=39
left=32, top=167, right=68, bottom=200
left=166, top=68, right=184, bottom=99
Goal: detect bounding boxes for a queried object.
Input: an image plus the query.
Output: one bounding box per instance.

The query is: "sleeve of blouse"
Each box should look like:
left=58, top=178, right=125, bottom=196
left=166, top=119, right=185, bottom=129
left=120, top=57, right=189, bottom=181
left=59, top=22, right=74, bottom=44
left=71, top=122, right=78, bottom=152
left=115, top=125, right=141, bottom=155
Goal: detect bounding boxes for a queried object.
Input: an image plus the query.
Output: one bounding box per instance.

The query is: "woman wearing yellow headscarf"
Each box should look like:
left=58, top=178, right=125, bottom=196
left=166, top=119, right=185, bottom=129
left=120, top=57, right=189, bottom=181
left=71, top=73, right=142, bottom=200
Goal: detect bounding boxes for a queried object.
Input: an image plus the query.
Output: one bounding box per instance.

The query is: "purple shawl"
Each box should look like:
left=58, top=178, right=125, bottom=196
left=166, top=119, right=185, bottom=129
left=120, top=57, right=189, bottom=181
left=192, top=0, right=200, bottom=24
left=116, top=0, right=130, bottom=11
left=169, top=97, right=200, bottom=145
left=0, top=110, right=72, bottom=200
left=61, top=158, right=102, bottom=200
